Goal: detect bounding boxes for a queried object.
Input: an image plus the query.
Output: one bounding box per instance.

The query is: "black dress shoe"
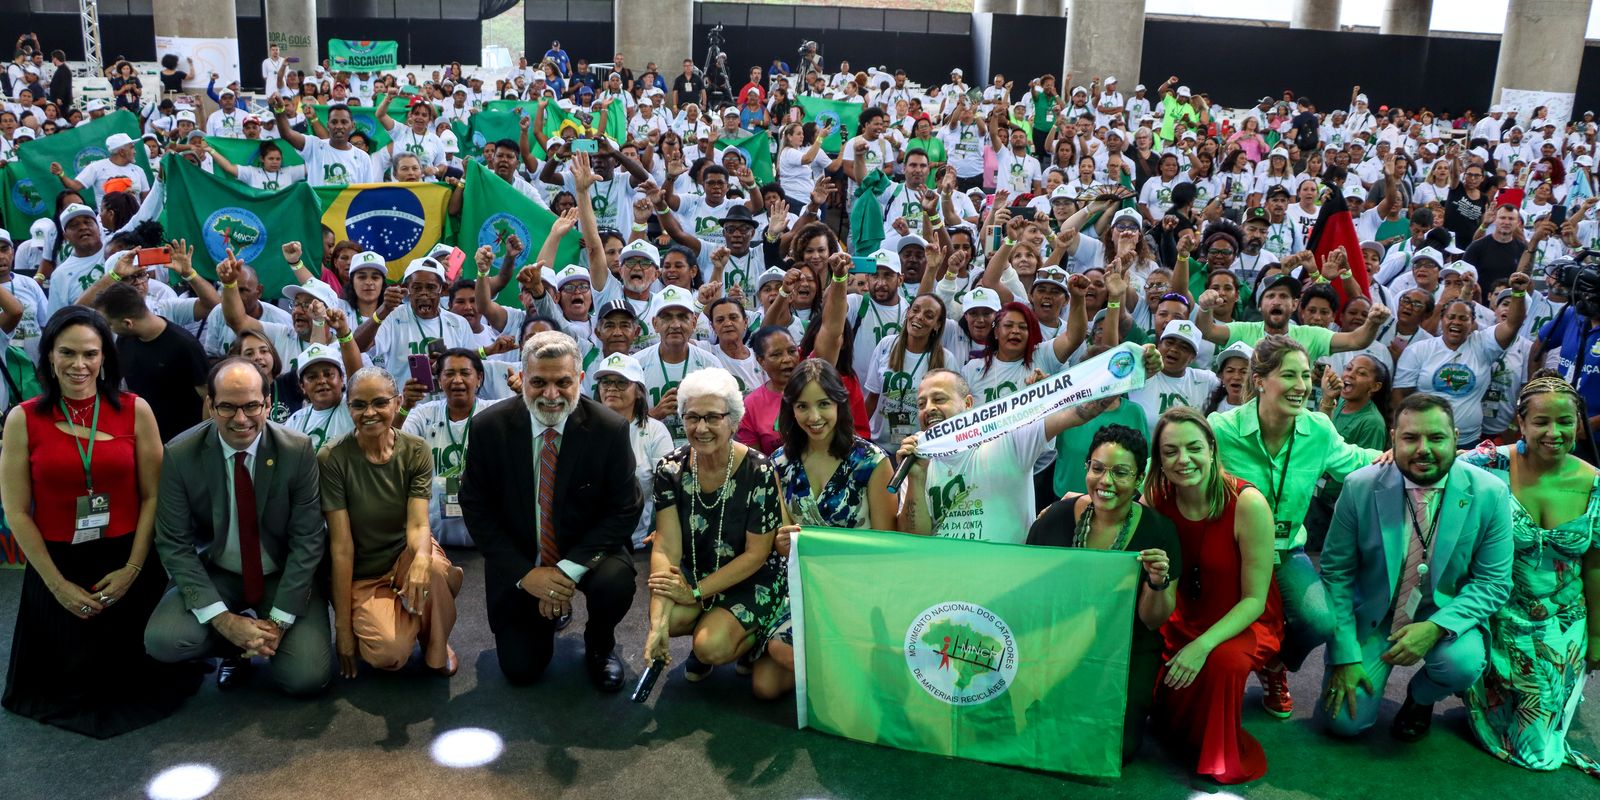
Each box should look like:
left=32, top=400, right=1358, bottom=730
left=1390, top=696, right=1435, bottom=742
left=586, top=651, right=625, bottom=692
left=554, top=611, right=573, bottom=632
left=216, top=656, right=254, bottom=691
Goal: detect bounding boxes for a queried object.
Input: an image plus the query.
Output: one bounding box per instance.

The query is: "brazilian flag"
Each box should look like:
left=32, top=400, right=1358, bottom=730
left=315, top=182, right=454, bottom=281
left=1, top=109, right=151, bottom=231
left=159, top=154, right=322, bottom=300
left=457, top=159, right=580, bottom=305
left=310, top=104, right=392, bottom=150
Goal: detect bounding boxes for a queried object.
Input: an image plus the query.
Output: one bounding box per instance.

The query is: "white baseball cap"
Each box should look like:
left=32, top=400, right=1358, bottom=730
left=1104, top=76, right=1118, bottom=85
left=1213, top=341, right=1254, bottom=370
left=1160, top=319, right=1202, bottom=352
left=1410, top=246, right=1444, bottom=267
left=0, top=228, right=10, bottom=246
left=870, top=248, right=901, bottom=274
left=754, top=267, right=786, bottom=290
left=12, top=127, right=36, bottom=141
left=1176, top=86, right=1192, bottom=98
left=619, top=240, right=660, bottom=267
left=85, top=99, right=107, bottom=112
left=650, top=285, right=698, bottom=318
left=963, top=286, right=1001, bottom=313
left=1269, top=147, right=1289, bottom=159
left=1355, top=93, right=1369, bottom=104
left=58, top=203, right=96, bottom=227
left=104, top=132, right=134, bottom=152
left=295, top=343, right=344, bottom=378
left=176, top=110, right=196, bottom=123
left=592, top=352, right=645, bottom=385
left=1033, top=266, right=1070, bottom=291
left=552, top=264, right=591, bottom=290
left=283, top=278, right=340, bottom=308
left=896, top=233, right=929, bottom=251
left=349, top=250, right=387, bottom=276
left=402, top=256, right=446, bottom=283
left=1049, top=184, right=1075, bottom=202
left=1111, top=208, right=1143, bottom=228
left=950, top=68, right=963, bottom=77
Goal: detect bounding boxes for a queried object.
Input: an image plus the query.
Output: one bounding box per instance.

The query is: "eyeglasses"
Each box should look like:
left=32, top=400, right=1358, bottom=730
left=1145, top=281, right=1169, bottom=292
left=681, top=411, right=730, bottom=427
left=1207, top=248, right=1236, bottom=258
left=1400, top=297, right=1428, bottom=308
left=560, top=282, right=591, bottom=294
left=597, top=377, right=632, bottom=390
left=1085, top=460, right=1139, bottom=482
left=214, top=401, right=266, bottom=417
left=348, top=395, right=397, bottom=412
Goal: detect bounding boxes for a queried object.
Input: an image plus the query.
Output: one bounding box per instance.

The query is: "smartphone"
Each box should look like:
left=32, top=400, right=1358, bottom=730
left=1007, top=205, right=1035, bottom=220
left=850, top=256, right=877, bottom=274
left=287, top=57, right=301, bottom=64
left=134, top=246, right=172, bottom=268
left=571, top=138, right=598, bottom=154
left=987, top=225, right=1003, bottom=252
left=1550, top=204, right=1568, bottom=226
left=408, top=354, right=436, bottom=392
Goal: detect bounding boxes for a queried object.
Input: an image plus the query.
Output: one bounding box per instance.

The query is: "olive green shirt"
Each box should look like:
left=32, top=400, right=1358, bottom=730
left=319, top=431, right=434, bottom=580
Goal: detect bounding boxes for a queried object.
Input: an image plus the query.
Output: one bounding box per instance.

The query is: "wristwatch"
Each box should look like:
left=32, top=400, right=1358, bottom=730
left=1145, top=575, right=1172, bottom=592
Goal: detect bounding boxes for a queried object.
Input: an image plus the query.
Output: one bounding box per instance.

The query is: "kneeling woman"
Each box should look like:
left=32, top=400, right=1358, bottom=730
left=644, top=368, right=786, bottom=682
left=1144, top=407, right=1283, bottom=785
left=1027, top=424, right=1178, bottom=762
left=321, top=368, right=463, bottom=678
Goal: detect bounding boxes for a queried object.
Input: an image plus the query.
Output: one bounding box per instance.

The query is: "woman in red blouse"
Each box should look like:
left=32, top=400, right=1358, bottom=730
left=0, top=307, right=199, bottom=737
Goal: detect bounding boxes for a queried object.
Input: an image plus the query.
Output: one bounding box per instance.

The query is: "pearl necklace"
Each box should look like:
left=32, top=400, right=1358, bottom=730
left=686, top=447, right=735, bottom=608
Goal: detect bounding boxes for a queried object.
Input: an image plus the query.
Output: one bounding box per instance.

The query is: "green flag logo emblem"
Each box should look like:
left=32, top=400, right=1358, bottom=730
left=74, top=146, right=108, bottom=172
left=904, top=601, right=1018, bottom=705
left=477, top=212, right=532, bottom=268
left=10, top=177, right=46, bottom=216
left=203, top=207, right=267, bottom=263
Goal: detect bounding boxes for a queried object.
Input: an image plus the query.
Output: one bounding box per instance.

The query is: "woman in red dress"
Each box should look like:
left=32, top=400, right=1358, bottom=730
left=1143, top=406, right=1283, bottom=785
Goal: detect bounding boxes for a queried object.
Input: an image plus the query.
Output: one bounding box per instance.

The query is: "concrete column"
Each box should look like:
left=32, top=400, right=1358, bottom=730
left=1016, top=0, right=1062, bottom=15
left=265, top=0, right=318, bottom=75
left=973, top=0, right=1010, bottom=12
left=616, top=0, right=692, bottom=86
left=1492, top=0, right=1589, bottom=123
left=1290, top=0, right=1341, bottom=30
left=1380, top=0, right=1432, bottom=35
left=1064, top=0, right=1145, bottom=98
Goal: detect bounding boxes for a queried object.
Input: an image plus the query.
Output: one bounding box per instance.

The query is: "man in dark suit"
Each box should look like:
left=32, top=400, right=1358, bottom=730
left=144, top=358, right=332, bottom=695
left=461, top=330, right=642, bottom=691
left=1317, top=394, right=1512, bottom=741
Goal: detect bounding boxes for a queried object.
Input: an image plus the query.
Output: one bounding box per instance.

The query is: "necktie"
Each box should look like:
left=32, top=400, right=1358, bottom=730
left=1390, top=486, right=1437, bottom=633
left=233, top=451, right=264, bottom=605
left=538, top=429, right=560, bottom=567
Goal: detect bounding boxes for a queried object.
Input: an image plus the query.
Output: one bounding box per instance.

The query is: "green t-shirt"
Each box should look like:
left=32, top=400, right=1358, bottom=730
left=1031, top=88, right=1057, bottom=132
left=318, top=431, right=435, bottom=580
left=1320, top=400, right=1389, bottom=498
left=1052, top=399, right=1151, bottom=497
left=1224, top=321, right=1335, bottom=363
left=906, top=136, right=946, bottom=164
left=1159, top=94, right=1199, bottom=143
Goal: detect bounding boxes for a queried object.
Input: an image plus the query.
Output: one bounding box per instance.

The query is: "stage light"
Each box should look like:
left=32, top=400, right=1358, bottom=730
left=146, top=763, right=221, bottom=800
left=429, top=727, right=505, bottom=768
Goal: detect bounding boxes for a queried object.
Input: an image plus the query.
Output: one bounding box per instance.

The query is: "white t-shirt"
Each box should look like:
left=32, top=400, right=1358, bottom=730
left=1139, top=176, right=1181, bottom=218
left=236, top=164, right=307, bottom=191
left=845, top=134, right=895, bottom=193
left=387, top=126, right=446, bottom=169
left=370, top=305, right=477, bottom=384
left=677, top=194, right=737, bottom=246
left=1, top=275, right=48, bottom=357
left=1394, top=329, right=1507, bottom=443
left=284, top=400, right=354, bottom=453
left=562, top=171, right=634, bottom=236
left=712, top=345, right=763, bottom=395
left=74, top=158, right=149, bottom=207
left=862, top=337, right=952, bottom=446
left=777, top=146, right=822, bottom=201
left=199, top=302, right=296, bottom=359
left=940, top=123, right=986, bottom=179
left=924, top=418, right=1049, bottom=544
left=298, top=136, right=378, bottom=187
left=1128, top=368, right=1221, bottom=431
left=206, top=107, right=252, bottom=138
left=634, top=342, right=723, bottom=445
left=847, top=293, right=908, bottom=375
left=995, top=149, right=1042, bottom=195
left=960, top=344, right=1067, bottom=405
left=401, top=398, right=484, bottom=545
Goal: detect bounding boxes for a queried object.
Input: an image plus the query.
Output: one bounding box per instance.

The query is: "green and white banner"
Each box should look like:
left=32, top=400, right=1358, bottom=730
left=329, top=39, right=399, bottom=72
left=916, top=342, right=1146, bottom=458
left=789, top=526, right=1138, bottom=777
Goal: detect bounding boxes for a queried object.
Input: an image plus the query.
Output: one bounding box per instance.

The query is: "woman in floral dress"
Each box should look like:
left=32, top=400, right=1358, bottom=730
left=1462, top=376, right=1600, bottom=778
left=643, top=368, right=786, bottom=686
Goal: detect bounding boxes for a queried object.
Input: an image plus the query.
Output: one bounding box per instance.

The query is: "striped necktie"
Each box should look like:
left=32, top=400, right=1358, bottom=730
left=1390, top=486, right=1437, bottom=633
left=538, top=428, right=560, bottom=566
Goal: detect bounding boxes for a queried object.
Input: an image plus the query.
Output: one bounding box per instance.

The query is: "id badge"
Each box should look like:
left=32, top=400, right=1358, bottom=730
left=888, top=410, right=914, bottom=438
left=443, top=476, right=462, bottom=519
left=1273, top=519, right=1291, bottom=541
left=73, top=493, right=110, bottom=544
left=1401, top=588, right=1422, bottom=622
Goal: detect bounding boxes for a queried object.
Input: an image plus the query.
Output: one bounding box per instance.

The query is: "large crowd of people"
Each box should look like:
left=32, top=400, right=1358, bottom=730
left=0, top=29, right=1598, bottom=786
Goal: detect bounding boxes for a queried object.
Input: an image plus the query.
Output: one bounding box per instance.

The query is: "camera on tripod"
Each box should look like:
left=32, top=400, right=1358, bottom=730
left=708, top=24, right=726, bottom=48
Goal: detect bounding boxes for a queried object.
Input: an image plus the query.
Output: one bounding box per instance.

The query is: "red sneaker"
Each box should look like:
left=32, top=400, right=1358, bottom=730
left=1256, top=667, right=1294, bottom=718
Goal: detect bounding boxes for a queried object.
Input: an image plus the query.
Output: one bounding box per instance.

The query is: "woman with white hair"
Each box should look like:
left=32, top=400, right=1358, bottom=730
left=643, top=367, right=785, bottom=683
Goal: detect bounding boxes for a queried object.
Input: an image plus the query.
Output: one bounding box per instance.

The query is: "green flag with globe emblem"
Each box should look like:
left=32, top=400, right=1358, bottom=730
left=458, top=159, right=581, bottom=305
left=159, top=154, right=323, bottom=300
left=713, top=130, right=774, bottom=185
left=795, top=95, right=861, bottom=154
left=789, top=526, right=1138, bottom=777
left=2, top=109, right=152, bottom=232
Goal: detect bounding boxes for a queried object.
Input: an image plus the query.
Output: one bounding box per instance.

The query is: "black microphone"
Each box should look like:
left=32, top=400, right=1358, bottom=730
left=631, top=658, right=666, bottom=703
left=887, top=453, right=919, bottom=495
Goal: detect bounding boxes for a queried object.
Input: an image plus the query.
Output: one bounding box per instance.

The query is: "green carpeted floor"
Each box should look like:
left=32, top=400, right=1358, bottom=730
left=1, top=549, right=1594, bottom=800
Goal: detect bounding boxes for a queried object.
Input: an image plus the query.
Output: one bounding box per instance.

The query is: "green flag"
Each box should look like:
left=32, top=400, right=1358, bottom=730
left=457, top=159, right=580, bottom=306
left=467, top=109, right=534, bottom=158
left=714, top=130, right=774, bottom=185
left=795, top=95, right=861, bottom=154
left=1, top=109, right=151, bottom=231
left=159, top=154, right=323, bottom=301
left=790, top=526, right=1137, bottom=777
left=328, top=39, right=399, bottom=72
left=311, top=104, right=392, bottom=150
left=204, top=136, right=305, bottom=179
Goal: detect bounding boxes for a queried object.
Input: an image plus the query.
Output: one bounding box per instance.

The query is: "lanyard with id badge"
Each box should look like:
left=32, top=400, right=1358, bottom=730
left=887, top=349, right=928, bottom=442
left=441, top=410, right=472, bottom=519
left=63, top=397, right=111, bottom=544
left=1265, top=432, right=1294, bottom=565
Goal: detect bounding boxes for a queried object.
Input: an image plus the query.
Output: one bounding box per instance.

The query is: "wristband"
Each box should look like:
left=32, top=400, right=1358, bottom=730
left=928, top=216, right=943, bottom=226
left=477, top=346, right=488, bottom=358
left=287, top=260, right=303, bottom=270
left=1106, top=301, right=1121, bottom=309
left=1511, top=290, right=1527, bottom=297
left=372, top=313, right=385, bottom=326
left=692, top=586, right=703, bottom=602
left=125, top=562, right=142, bottom=574
left=221, top=281, right=238, bottom=290
left=1313, top=274, right=1329, bottom=283
left=831, top=273, right=847, bottom=283
left=778, top=288, right=791, bottom=298
left=631, top=223, right=647, bottom=233
left=1002, top=237, right=1017, bottom=248
left=337, top=331, right=353, bottom=343
left=1339, top=270, right=1353, bottom=279
left=654, top=205, right=671, bottom=215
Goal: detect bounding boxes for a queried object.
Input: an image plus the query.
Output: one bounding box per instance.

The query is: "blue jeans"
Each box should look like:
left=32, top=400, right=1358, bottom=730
left=1274, top=547, right=1334, bottom=671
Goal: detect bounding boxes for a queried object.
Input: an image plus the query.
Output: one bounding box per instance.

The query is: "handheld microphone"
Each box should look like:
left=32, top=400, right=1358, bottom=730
left=631, top=658, right=667, bottom=703
left=887, top=454, right=918, bottom=495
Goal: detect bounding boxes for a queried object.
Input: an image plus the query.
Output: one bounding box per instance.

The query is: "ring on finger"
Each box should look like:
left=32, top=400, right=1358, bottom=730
left=78, top=604, right=91, bottom=614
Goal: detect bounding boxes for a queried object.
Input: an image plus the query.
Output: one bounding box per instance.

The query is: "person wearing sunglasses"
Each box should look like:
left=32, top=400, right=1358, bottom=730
left=320, top=367, right=461, bottom=680
left=1028, top=424, right=1179, bottom=764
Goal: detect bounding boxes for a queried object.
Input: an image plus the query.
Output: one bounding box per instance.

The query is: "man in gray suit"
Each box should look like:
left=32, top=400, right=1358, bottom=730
left=144, top=358, right=331, bottom=695
left=1317, top=394, right=1513, bottom=741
